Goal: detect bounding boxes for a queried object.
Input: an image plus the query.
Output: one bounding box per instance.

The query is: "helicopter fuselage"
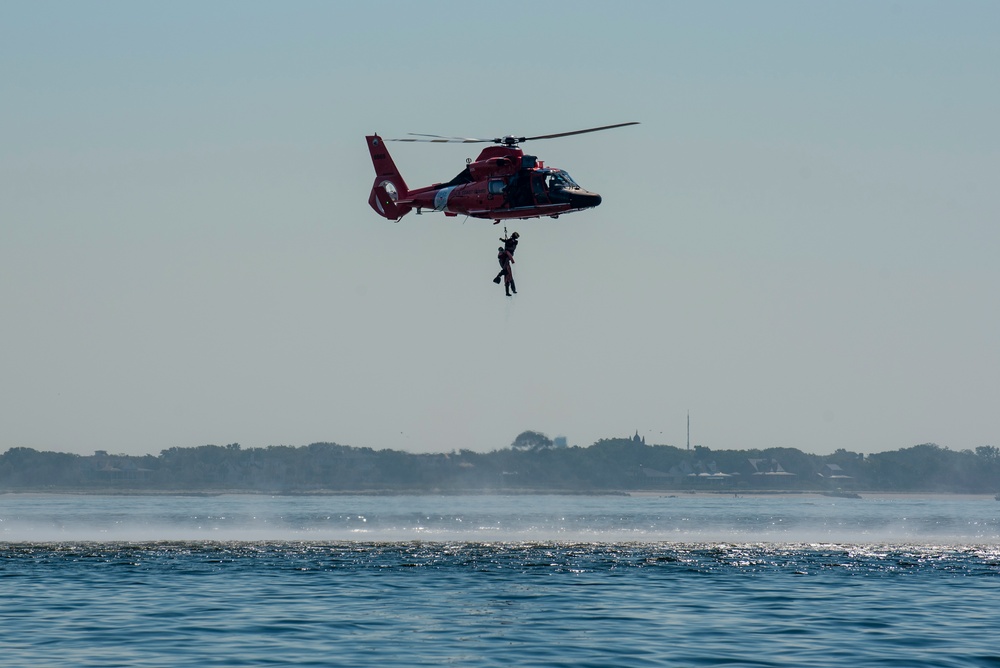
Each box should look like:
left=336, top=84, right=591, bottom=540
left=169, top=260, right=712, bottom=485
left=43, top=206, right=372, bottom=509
left=366, top=136, right=602, bottom=223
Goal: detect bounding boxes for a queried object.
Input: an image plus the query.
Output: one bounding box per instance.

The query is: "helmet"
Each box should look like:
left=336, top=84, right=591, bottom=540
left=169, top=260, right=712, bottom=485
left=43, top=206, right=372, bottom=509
left=511, top=232, right=519, bottom=238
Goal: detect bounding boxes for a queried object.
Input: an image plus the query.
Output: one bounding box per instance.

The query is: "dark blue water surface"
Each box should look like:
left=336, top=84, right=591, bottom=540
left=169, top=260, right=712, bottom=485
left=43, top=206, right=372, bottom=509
left=3, top=494, right=1000, bottom=667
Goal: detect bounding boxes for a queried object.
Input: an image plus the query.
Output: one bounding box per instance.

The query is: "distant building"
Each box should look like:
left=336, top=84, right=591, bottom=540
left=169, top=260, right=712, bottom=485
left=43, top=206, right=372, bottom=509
left=87, top=450, right=151, bottom=483
left=819, top=463, right=852, bottom=480
left=636, top=459, right=738, bottom=487
left=638, top=465, right=671, bottom=480
left=744, top=458, right=796, bottom=477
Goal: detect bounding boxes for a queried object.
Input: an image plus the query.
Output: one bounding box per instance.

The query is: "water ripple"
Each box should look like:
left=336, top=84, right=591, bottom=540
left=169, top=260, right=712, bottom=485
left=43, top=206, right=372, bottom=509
left=3, top=493, right=1000, bottom=666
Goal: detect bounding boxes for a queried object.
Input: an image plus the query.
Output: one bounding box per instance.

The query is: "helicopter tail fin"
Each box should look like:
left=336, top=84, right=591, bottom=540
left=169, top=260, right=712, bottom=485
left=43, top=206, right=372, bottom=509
left=366, top=135, right=412, bottom=221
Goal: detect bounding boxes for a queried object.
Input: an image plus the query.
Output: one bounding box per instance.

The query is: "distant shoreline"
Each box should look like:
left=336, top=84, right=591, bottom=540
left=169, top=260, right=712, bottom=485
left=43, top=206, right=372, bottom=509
left=6, top=441, right=998, bottom=496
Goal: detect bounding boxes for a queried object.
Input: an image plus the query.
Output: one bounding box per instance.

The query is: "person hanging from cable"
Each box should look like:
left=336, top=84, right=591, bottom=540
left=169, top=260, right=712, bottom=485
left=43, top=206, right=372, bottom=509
left=493, top=230, right=519, bottom=285
left=495, top=245, right=516, bottom=296
left=502, top=230, right=519, bottom=255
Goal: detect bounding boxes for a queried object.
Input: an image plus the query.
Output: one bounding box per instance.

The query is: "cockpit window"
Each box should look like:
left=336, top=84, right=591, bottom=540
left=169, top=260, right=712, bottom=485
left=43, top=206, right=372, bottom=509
left=546, top=170, right=579, bottom=190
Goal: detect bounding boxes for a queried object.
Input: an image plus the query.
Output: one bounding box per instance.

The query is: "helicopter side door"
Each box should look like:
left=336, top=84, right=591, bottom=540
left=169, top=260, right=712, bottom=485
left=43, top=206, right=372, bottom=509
left=503, top=172, right=531, bottom=208
left=531, top=173, right=550, bottom=205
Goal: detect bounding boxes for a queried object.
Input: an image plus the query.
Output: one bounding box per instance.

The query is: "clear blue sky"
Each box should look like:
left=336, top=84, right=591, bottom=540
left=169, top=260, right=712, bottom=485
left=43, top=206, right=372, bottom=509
left=2, top=1, right=998, bottom=457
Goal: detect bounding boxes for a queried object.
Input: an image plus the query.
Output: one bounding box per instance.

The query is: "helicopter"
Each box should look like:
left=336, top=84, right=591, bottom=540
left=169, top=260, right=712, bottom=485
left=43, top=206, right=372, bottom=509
left=366, top=122, right=638, bottom=224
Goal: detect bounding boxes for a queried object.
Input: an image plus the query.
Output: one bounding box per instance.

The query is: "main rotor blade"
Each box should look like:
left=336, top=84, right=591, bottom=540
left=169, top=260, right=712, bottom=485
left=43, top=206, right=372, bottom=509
left=389, top=133, right=493, bottom=143
left=386, top=122, right=640, bottom=146
left=523, top=122, right=640, bottom=142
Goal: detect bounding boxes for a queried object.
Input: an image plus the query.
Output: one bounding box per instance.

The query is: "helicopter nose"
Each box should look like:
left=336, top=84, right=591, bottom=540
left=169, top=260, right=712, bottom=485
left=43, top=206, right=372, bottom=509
left=569, top=190, right=602, bottom=209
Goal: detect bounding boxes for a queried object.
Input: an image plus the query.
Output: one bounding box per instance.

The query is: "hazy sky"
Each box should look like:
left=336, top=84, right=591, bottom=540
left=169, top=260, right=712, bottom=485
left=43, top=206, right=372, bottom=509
left=2, top=1, right=998, bottom=457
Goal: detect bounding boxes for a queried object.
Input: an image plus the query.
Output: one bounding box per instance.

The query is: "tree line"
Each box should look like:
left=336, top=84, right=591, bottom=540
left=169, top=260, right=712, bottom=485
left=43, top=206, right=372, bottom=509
left=1, top=434, right=998, bottom=493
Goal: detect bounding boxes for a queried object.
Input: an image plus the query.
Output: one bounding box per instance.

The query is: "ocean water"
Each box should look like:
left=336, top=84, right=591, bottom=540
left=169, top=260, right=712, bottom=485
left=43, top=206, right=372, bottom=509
left=2, top=493, right=1000, bottom=667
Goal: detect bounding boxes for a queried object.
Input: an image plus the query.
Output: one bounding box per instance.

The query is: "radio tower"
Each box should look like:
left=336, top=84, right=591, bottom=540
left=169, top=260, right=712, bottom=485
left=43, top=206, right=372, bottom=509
left=687, top=411, right=690, bottom=451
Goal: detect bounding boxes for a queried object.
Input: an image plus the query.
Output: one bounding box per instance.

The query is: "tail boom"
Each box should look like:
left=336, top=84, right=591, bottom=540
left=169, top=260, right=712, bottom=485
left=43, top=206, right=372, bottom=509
left=367, top=135, right=412, bottom=221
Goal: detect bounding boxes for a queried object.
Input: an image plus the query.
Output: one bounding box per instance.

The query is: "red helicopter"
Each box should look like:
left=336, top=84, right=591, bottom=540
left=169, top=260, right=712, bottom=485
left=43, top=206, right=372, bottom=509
left=366, top=122, right=638, bottom=224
